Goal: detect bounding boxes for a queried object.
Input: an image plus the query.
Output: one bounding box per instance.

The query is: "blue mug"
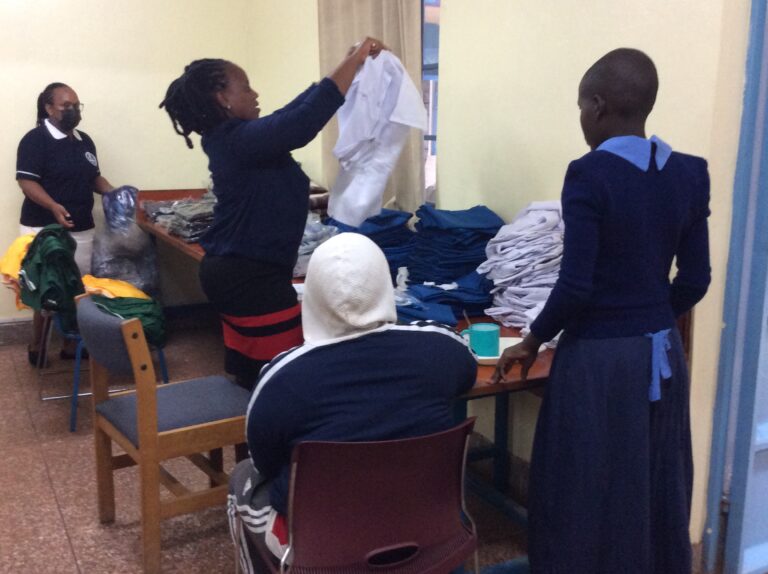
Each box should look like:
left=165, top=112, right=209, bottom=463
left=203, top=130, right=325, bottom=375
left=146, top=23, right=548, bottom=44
left=461, top=323, right=500, bottom=356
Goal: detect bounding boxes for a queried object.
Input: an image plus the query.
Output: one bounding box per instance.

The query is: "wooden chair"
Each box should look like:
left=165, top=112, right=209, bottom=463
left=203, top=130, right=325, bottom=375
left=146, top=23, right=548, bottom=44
left=236, top=418, right=479, bottom=574
left=36, top=309, right=169, bottom=432
left=76, top=295, right=251, bottom=573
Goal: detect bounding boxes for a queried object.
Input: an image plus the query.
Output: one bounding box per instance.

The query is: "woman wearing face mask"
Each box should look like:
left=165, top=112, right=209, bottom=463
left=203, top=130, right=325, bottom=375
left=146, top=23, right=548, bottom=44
left=15, top=82, right=114, bottom=364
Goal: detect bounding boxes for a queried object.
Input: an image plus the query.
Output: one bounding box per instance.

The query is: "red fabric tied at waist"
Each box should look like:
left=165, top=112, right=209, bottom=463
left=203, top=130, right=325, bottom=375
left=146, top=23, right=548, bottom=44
left=221, top=304, right=303, bottom=361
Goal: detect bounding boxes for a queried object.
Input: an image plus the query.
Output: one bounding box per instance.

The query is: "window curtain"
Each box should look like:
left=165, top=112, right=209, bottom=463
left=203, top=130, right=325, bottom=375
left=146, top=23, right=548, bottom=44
left=317, top=0, right=424, bottom=215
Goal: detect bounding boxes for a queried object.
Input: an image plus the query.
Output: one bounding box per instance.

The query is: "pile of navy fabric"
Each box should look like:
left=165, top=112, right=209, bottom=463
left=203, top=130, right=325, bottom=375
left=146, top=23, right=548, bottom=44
left=397, top=271, right=494, bottom=326
left=326, top=209, right=415, bottom=282
left=406, top=204, right=504, bottom=283
left=396, top=204, right=503, bottom=326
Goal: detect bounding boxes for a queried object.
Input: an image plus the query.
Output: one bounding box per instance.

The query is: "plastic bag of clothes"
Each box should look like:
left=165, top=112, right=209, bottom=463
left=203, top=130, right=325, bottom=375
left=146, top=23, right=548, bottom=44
left=92, top=186, right=159, bottom=296
left=103, top=185, right=139, bottom=233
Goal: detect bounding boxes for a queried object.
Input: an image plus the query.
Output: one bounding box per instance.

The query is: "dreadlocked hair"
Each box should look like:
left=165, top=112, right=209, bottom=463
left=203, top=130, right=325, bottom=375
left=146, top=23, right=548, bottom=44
left=159, top=58, right=230, bottom=149
left=37, top=82, right=69, bottom=127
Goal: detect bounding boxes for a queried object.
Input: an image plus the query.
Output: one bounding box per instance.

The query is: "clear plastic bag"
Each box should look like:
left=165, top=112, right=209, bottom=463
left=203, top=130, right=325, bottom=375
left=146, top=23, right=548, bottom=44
left=91, top=225, right=159, bottom=297
left=102, top=185, right=139, bottom=233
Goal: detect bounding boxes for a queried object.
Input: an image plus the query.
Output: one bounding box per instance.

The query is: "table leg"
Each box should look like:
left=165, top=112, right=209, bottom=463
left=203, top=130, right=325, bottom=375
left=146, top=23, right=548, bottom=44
left=493, top=392, right=510, bottom=492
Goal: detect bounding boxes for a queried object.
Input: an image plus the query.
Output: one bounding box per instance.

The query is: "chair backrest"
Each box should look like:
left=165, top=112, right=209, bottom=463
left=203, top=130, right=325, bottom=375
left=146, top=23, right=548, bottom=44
left=286, top=418, right=476, bottom=573
left=77, top=295, right=136, bottom=375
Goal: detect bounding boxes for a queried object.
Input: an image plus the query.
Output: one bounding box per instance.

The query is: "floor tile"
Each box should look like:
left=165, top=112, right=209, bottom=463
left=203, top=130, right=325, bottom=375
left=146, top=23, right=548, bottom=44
left=0, top=445, right=79, bottom=574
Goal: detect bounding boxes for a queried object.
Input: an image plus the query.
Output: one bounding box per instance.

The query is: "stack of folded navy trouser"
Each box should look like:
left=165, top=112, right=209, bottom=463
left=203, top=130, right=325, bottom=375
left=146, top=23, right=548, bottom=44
left=406, top=204, right=505, bottom=284
left=395, top=298, right=458, bottom=326
left=326, top=209, right=415, bottom=282
left=406, top=270, right=494, bottom=320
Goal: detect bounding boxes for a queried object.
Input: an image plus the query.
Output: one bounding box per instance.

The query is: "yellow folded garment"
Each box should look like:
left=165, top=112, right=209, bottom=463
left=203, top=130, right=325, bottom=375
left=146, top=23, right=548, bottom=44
left=0, top=234, right=35, bottom=280
left=0, top=234, right=151, bottom=308
left=1, top=234, right=35, bottom=310
left=82, top=275, right=151, bottom=300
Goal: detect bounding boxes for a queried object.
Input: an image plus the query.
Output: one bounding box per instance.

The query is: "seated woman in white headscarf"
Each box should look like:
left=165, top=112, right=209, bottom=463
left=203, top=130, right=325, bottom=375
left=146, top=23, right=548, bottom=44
left=227, top=232, right=477, bottom=568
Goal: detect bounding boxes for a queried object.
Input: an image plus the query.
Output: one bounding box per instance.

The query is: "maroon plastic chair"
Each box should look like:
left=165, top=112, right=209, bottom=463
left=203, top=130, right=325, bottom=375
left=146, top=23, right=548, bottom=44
left=240, top=418, right=478, bottom=574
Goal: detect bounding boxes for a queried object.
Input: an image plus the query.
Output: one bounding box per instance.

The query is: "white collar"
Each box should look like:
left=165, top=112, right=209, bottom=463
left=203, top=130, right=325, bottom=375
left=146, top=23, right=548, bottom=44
left=44, top=118, right=82, bottom=141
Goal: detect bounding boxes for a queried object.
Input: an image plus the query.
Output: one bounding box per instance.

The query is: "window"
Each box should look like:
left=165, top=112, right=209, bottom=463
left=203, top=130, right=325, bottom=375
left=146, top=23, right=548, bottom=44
left=422, top=0, right=440, bottom=200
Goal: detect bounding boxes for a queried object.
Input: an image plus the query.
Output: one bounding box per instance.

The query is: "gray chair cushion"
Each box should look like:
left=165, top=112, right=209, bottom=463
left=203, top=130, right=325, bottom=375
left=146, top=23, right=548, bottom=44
left=95, top=375, right=251, bottom=447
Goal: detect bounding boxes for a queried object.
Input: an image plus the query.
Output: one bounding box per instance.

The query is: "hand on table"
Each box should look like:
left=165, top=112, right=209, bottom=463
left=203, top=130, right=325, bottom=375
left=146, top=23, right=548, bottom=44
left=491, top=334, right=542, bottom=384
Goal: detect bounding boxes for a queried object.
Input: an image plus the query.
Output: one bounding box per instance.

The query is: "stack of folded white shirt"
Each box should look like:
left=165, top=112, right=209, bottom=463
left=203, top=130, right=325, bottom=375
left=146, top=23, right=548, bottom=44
left=477, top=201, right=563, bottom=334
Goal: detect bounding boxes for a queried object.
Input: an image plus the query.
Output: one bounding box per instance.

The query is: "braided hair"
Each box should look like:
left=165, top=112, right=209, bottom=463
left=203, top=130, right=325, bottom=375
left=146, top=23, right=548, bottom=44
left=160, top=59, right=231, bottom=149
left=37, top=82, right=69, bottom=126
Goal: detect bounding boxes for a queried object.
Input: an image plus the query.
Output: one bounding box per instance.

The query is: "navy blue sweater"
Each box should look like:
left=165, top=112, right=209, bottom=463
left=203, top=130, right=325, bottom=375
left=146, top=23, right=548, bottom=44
left=246, top=322, right=477, bottom=515
left=531, top=149, right=711, bottom=342
left=200, top=78, right=344, bottom=266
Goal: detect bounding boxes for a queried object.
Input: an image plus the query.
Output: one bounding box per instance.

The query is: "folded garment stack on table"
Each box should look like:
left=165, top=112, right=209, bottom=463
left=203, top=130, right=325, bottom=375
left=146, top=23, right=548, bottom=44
left=293, top=214, right=339, bottom=277
left=327, top=209, right=415, bottom=281
left=406, top=204, right=505, bottom=284
left=395, top=296, right=458, bottom=326
left=478, top=201, right=564, bottom=340
left=408, top=271, right=494, bottom=317
left=142, top=193, right=217, bottom=243
left=397, top=271, right=493, bottom=326
left=390, top=204, right=502, bottom=326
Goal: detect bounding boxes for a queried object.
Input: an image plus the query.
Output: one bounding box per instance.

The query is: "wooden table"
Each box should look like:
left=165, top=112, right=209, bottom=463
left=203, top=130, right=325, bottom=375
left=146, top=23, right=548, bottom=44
left=136, top=193, right=549, bottom=520
left=136, top=187, right=329, bottom=265
left=455, top=321, right=550, bottom=525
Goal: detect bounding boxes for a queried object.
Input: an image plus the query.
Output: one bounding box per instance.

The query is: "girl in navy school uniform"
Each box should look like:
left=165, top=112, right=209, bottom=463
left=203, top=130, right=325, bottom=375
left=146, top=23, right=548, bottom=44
left=493, top=48, right=711, bottom=574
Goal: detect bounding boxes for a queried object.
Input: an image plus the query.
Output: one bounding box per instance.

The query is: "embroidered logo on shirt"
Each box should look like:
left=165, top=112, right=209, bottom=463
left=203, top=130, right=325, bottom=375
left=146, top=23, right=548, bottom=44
left=85, top=152, right=98, bottom=167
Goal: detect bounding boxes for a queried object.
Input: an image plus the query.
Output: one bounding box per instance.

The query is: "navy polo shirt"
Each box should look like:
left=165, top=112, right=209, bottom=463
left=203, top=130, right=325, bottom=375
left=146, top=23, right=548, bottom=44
left=16, top=119, right=101, bottom=231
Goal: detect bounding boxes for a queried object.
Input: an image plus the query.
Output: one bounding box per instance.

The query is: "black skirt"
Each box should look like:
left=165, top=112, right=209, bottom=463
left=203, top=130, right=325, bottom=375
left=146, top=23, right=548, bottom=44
left=528, top=329, right=692, bottom=574
left=199, top=254, right=302, bottom=390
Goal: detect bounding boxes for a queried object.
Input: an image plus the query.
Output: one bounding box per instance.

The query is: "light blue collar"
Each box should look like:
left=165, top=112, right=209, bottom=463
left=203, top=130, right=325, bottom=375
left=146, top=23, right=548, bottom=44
left=596, top=135, right=672, bottom=171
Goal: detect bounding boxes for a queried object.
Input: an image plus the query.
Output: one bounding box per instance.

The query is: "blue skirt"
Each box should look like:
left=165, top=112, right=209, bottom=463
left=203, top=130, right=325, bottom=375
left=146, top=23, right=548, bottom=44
left=528, top=330, right=693, bottom=574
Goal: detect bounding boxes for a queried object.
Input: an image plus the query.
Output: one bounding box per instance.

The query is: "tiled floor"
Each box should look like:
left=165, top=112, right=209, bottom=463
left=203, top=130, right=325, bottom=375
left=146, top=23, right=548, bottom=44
left=0, top=317, right=526, bottom=573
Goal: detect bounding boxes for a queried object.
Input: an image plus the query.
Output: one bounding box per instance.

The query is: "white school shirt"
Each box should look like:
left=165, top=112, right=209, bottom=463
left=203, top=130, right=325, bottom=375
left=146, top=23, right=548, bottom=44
left=328, top=51, right=427, bottom=227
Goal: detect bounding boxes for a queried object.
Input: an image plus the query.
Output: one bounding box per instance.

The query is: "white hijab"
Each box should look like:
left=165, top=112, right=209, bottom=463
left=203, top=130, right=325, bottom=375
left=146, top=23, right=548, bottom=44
left=302, top=233, right=397, bottom=343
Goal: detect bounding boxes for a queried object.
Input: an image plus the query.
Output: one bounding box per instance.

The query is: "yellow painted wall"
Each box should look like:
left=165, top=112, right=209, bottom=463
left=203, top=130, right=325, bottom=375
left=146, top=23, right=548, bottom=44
left=0, top=0, right=259, bottom=316
left=248, top=1, right=323, bottom=182
left=0, top=0, right=753, bottom=548
left=437, top=0, right=750, bottom=544
left=0, top=1, right=327, bottom=316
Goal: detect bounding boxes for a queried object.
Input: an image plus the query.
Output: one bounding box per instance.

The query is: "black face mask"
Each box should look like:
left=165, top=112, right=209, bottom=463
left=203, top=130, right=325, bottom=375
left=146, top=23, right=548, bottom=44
left=58, top=108, right=81, bottom=132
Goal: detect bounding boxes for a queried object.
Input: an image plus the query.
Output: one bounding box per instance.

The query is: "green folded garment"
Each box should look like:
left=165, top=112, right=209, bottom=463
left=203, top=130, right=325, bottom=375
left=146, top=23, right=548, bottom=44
left=91, top=295, right=167, bottom=348
left=19, top=224, right=85, bottom=332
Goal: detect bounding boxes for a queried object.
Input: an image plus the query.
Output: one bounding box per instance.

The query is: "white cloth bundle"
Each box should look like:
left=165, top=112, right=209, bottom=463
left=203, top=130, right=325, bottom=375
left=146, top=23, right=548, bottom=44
left=328, top=51, right=428, bottom=227
left=478, top=201, right=564, bottom=332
